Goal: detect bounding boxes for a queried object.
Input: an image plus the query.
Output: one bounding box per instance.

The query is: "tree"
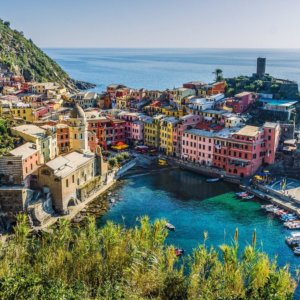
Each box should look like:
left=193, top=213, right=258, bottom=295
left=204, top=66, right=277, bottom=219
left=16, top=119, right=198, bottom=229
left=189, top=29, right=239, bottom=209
left=213, top=68, right=223, bottom=82
left=3, top=21, right=10, bottom=27
left=0, top=216, right=295, bottom=299
left=108, top=157, right=118, bottom=168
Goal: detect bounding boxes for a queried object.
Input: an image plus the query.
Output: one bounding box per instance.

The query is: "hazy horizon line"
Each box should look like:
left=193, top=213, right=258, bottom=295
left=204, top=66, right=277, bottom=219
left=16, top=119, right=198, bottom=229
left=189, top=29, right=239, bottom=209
left=42, top=47, right=300, bottom=50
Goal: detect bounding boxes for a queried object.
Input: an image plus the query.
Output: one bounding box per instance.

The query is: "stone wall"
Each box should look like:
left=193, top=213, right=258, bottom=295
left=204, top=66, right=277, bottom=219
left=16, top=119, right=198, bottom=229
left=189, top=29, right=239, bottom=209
left=0, top=187, right=33, bottom=226
left=0, top=156, right=23, bottom=184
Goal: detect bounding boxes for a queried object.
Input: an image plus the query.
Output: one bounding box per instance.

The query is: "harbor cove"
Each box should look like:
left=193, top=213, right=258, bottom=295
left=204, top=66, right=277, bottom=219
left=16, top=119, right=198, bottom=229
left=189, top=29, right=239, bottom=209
left=96, top=168, right=300, bottom=270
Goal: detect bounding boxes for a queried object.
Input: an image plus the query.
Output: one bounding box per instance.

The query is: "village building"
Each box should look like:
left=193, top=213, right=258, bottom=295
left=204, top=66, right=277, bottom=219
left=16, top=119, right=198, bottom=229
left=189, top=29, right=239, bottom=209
left=143, top=115, right=164, bottom=148
left=159, top=117, right=179, bottom=155
left=181, top=129, right=214, bottom=165
left=172, top=114, right=202, bottom=157
left=71, top=92, right=99, bottom=109
left=0, top=142, right=41, bottom=187
left=258, top=99, right=298, bottom=122
left=11, top=124, right=57, bottom=163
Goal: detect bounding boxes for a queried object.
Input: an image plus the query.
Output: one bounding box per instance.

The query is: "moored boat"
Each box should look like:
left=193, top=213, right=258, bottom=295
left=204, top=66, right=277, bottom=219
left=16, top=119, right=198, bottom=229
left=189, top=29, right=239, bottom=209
left=243, top=194, right=254, bottom=200
left=236, top=191, right=248, bottom=197
left=281, top=214, right=297, bottom=222
left=293, top=246, right=300, bottom=256
left=284, top=221, right=300, bottom=229
left=206, top=178, right=220, bottom=183
left=175, top=248, right=184, bottom=257
left=165, top=223, right=175, bottom=231
left=285, top=232, right=300, bottom=246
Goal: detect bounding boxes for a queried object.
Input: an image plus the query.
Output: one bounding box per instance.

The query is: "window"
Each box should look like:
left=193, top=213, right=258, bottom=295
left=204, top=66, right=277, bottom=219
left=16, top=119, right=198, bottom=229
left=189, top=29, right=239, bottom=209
left=72, top=175, right=75, bottom=183
left=66, top=179, right=69, bottom=188
left=7, top=161, right=13, bottom=165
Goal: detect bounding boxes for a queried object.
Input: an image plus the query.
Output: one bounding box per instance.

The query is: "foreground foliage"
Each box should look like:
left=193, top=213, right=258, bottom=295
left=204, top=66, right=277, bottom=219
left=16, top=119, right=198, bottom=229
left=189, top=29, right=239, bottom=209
left=0, top=215, right=296, bottom=299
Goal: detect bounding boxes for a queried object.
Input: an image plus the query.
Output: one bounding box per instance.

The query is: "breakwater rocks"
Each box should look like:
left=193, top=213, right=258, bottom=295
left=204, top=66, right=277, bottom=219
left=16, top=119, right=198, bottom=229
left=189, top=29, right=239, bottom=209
left=71, top=182, right=124, bottom=224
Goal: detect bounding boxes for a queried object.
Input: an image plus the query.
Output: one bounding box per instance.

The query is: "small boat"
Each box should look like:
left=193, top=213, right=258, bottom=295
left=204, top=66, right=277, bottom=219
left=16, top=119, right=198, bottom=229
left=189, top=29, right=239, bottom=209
left=293, top=247, right=300, bottom=256
left=110, top=198, right=116, bottom=204
left=281, top=214, right=297, bottom=221
left=285, top=232, right=300, bottom=246
left=175, top=248, right=184, bottom=257
left=265, top=206, right=279, bottom=213
left=158, top=159, right=167, bottom=166
left=274, top=209, right=287, bottom=216
left=206, top=178, right=220, bottom=183
left=165, top=223, right=175, bottom=231
left=243, top=194, right=254, bottom=200
left=261, top=204, right=274, bottom=209
left=284, top=221, right=300, bottom=229
left=236, top=192, right=248, bottom=198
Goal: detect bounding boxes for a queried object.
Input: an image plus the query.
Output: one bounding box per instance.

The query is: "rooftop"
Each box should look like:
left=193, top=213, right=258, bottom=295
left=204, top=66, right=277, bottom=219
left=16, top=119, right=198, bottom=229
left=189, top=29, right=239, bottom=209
left=46, top=151, right=94, bottom=178
left=12, top=124, right=46, bottom=138
left=9, top=142, right=38, bottom=158
left=264, top=122, right=279, bottom=129
left=185, top=128, right=215, bottom=138
left=260, top=99, right=298, bottom=107
left=235, top=125, right=260, bottom=137
left=235, top=91, right=252, bottom=97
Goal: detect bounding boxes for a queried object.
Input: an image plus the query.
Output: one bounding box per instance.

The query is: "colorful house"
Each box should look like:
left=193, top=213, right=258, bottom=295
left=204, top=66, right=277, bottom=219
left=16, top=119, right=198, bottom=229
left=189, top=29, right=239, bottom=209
left=11, top=124, right=57, bottom=163
left=143, top=115, right=164, bottom=148
left=159, top=117, right=178, bottom=155
left=181, top=129, right=214, bottom=165
left=0, top=142, right=41, bottom=187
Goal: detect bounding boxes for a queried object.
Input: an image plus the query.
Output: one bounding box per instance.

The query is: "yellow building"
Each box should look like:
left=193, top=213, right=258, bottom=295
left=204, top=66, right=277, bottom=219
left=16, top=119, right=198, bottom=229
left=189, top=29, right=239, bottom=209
left=10, top=105, right=36, bottom=122
left=161, top=106, right=185, bottom=117
left=116, top=96, right=130, bottom=109
left=2, top=86, right=17, bottom=95
left=143, top=115, right=164, bottom=148
left=159, top=117, right=178, bottom=155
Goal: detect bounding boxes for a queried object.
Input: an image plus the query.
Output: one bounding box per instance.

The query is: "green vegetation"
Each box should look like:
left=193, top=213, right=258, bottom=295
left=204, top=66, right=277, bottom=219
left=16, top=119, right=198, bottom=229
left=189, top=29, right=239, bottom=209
left=0, top=215, right=296, bottom=299
left=0, top=118, right=22, bottom=155
left=0, top=19, right=77, bottom=90
left=108, top=157, right=118, bottom=168
left=115, top=151, right=130, bottom=163
left=108, top=152, right=130, bottom=167
left=224, top=74, right=299, bottom=99
left=213, top=68, right=223, bottom=82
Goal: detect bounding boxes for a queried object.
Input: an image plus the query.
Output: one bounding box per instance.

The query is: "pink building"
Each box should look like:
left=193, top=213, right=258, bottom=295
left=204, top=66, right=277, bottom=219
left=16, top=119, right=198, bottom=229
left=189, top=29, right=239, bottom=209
left=34, top=106, right=51, bottom=119
left=181, top=129, right=214, bottom=165
left=172, top=114, right=201, bottom=157
left=263, top=122, right=281, bottom=164
left=118, top=112, right=144, bottom=144
left=231, top=92, right=255, bottom=114
left=88, top=131, right=99, bottom=153
left=213, top=123, right=280, bottom=177
left=0, top=142, right=41, bottom=186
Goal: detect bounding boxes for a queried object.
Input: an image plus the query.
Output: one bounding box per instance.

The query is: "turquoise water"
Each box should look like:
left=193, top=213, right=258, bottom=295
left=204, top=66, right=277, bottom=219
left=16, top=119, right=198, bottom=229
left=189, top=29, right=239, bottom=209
left=44, top=48, right=300, bottom=91
left=99, top=169, right=300, bottom=275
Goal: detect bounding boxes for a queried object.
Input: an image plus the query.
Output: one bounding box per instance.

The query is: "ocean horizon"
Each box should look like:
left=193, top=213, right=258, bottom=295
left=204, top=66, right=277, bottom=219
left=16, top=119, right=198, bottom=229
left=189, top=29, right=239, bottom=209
left=44, top=48, right=300, bottom=91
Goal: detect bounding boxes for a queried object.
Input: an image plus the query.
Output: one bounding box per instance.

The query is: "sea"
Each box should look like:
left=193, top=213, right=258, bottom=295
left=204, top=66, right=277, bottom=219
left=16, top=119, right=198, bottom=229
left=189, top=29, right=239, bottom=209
left=44, top=48, right=300, bottom=91
left=45, top=48, right=300, bottom=293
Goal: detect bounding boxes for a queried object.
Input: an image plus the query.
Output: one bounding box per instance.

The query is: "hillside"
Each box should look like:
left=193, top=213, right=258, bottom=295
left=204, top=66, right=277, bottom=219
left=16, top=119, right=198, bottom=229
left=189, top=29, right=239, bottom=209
left=0, top=20, right=95, bottom=91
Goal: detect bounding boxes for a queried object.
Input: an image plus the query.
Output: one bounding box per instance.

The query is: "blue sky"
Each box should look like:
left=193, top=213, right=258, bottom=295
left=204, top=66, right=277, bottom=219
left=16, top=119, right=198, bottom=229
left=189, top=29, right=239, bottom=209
left=1, top=0, right=300, bottom=48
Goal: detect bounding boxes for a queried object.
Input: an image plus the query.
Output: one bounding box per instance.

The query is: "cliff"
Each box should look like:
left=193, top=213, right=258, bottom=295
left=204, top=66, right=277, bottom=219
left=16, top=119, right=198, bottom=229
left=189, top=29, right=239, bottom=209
left=0, top=20, right=95, bottom=91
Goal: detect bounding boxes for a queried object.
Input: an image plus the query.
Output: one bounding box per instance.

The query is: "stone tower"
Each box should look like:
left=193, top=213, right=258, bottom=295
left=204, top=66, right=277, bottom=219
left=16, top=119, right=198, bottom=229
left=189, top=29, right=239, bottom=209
left=257, top=57, right=266, bottom=78
left=70, top=103, right=89, bottom=153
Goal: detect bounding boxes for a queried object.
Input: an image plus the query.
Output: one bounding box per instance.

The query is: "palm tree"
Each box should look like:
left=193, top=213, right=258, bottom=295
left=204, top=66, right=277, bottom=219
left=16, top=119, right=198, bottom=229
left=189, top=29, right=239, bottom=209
left=213, top=68, right=223, bottom=82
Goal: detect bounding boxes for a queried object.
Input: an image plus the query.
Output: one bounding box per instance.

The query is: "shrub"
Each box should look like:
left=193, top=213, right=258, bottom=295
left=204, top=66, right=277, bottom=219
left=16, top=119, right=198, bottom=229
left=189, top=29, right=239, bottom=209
left=0, top=215, right=296, bottom=299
